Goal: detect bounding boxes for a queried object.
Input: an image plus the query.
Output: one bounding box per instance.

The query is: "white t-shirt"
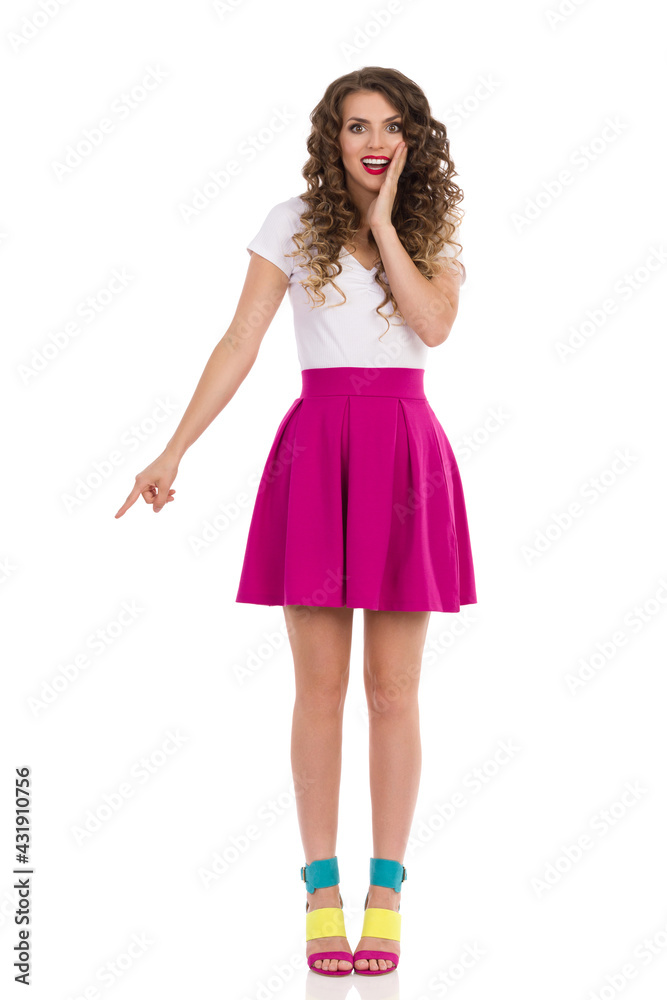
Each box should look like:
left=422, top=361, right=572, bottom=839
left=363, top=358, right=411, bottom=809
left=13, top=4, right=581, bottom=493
left=246, top=195, right=466, bottom=371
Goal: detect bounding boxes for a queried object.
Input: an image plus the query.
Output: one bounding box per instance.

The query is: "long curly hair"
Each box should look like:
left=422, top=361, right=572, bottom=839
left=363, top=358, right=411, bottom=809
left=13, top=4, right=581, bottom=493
left=286, top=66, right=465, bottom=339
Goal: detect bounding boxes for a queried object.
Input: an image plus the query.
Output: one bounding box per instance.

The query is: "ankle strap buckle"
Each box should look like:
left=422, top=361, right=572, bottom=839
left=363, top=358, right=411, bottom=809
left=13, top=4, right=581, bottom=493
left=300, top=856, right=339, bottom=894
left=369, top=856, right=407, bottom=892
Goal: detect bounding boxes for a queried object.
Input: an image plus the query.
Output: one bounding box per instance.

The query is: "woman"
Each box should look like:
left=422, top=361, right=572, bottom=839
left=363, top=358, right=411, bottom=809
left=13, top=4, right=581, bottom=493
left=115, top=66, right=477, bottom=977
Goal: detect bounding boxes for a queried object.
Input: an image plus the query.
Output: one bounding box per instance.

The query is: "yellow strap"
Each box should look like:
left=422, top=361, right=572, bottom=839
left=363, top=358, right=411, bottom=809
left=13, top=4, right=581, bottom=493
left=361, top=906, right=401, bottom=941
left=306, top=906, right=347, bottom=941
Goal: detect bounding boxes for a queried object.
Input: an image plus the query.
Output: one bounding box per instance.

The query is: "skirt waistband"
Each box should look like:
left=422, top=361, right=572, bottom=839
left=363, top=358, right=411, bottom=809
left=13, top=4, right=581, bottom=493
left=300, top=366, right=426, bottom=398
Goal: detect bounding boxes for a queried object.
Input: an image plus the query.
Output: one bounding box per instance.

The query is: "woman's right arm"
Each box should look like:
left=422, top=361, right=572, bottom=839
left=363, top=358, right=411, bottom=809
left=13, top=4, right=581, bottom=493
left=114, top=252, right=289, bottom=517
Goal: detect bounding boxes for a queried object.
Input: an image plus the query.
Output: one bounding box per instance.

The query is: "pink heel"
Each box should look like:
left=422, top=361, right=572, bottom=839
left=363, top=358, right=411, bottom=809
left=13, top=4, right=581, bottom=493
left=353, top=857, right=406, bottom=975
left=302, top=856, right=353, bottom=976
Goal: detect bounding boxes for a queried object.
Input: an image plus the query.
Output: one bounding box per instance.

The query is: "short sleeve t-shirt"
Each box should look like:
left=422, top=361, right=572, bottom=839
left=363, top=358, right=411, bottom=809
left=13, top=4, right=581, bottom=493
left=246, top=195, right=466, bottom=371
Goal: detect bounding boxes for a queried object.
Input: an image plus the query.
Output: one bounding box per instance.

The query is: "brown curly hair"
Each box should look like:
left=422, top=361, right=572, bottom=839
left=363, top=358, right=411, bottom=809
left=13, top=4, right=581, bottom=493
left=285, top=66, right=465, bottom=340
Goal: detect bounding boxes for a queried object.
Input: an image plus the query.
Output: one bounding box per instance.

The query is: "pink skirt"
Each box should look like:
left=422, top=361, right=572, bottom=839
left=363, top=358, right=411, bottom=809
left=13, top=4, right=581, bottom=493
left=235, top=367, right=477, bottom=612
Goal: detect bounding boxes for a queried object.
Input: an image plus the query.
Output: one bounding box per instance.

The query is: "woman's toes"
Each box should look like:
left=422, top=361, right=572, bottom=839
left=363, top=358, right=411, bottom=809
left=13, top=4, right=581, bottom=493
left=314, top=955, right=352, bottom=972
left=354, top=953, right=394, bottom=972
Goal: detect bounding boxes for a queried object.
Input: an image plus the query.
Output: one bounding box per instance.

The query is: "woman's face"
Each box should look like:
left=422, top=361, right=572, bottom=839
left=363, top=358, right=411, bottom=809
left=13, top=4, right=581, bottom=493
left=338, top=89, right=404, bottom=198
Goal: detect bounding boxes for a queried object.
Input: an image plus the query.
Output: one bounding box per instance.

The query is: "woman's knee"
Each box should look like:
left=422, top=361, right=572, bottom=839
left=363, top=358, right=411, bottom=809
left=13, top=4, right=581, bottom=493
left=296, top=663, right=350, bottom=713
left=364, top=658, right=421, bottom=716
left=284, top=605, right=352, bottom=710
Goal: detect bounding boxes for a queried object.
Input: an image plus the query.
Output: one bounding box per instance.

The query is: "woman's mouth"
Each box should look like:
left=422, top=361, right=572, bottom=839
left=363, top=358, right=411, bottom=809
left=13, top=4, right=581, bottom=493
left=361, top=157, right=390, bottom=175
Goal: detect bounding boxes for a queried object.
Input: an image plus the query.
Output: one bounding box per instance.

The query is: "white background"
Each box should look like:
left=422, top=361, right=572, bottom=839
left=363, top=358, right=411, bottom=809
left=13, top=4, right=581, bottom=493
left=2, top=0, right=666, bottom=997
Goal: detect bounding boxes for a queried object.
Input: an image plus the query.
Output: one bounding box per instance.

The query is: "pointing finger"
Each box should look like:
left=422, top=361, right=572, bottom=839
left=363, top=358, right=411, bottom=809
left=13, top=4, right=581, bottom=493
left=115, top=483, right=144, bottom=518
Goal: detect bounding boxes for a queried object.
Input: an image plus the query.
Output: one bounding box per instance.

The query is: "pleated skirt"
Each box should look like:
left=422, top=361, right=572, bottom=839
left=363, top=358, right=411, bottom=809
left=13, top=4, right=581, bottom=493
left=235, top=366, right=477, bottom=612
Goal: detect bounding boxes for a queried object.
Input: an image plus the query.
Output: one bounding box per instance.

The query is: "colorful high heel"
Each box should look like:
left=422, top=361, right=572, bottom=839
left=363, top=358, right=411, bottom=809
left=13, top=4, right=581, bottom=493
left=301, top=855, right=354, bottom=976
left=353, top=856, right=406, bottom=975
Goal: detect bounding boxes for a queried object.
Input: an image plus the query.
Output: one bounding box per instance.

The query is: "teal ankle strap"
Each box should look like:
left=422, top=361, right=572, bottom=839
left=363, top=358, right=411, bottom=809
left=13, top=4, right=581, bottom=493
left=300, top=855, right=339, bottom=894
left=370, top=857, right=407, bottom=892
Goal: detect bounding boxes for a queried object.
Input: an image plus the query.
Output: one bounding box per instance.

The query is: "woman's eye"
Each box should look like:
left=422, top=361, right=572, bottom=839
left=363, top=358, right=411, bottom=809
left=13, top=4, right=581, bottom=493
left=349, top=123, right=402, bottom=132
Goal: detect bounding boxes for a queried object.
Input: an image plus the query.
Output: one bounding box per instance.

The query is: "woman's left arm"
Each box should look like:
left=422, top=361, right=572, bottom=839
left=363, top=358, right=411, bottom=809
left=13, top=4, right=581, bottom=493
left=372, top=223, right=462, bottom=346
left=368, top=141, right=463, bottom=347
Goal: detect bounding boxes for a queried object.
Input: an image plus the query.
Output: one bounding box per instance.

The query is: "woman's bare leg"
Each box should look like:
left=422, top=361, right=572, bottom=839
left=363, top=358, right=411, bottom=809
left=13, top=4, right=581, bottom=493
left=353, top=607, right=431, bottom=973
left=284, top=603, right=354, bottom=973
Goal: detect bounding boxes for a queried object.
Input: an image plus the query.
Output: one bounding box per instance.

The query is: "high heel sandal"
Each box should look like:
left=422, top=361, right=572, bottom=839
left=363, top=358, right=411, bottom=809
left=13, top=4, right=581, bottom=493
left=301, top=855, right=354, bottom=976
left=353, top=856, right=406, bottom=975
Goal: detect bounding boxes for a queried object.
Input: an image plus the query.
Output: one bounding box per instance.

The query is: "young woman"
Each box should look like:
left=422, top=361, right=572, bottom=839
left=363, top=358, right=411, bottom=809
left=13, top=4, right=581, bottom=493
left=115, top=66, right=477, bottom=977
